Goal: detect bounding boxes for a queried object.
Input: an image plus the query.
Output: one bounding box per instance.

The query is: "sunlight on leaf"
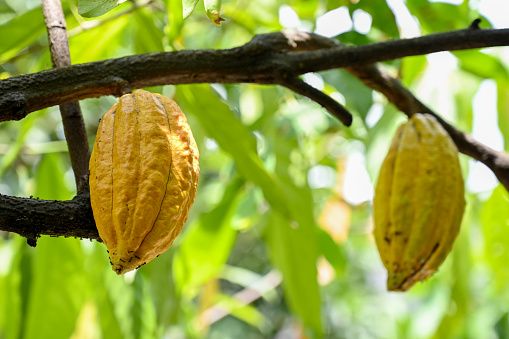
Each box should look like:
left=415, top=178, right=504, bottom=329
left=69, top=301, right=100, bottom=339
left=266, top=212, right=322, bottom=337
left=0, top=112, right=39, bottom=180
left=183, top=0, right=200, bottom=19
left=78, top=0, right=125, bottom=18
left=0, top=8, right=46, bottom=63
left=173, top=178, right=243, bottom=297
left=204, top=0, right=224, bottom=26
left=176, top=85, right=292, bottom=218
left=23, top=238, right=88, bottom=339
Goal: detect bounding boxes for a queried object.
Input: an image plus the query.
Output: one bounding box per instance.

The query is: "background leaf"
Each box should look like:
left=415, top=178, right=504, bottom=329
left=78, top=0, right=122, bottom=18
left=183, top=0, right=200, bottom=19
left=266, top=212, right=322, bottom=337
left=173, top=177, right=243, bottom=297
left=176, top=85, right=292, bottom=218
left=22, top=238, right=88, bottom=339
left=0, top=8, right=45, bottom=63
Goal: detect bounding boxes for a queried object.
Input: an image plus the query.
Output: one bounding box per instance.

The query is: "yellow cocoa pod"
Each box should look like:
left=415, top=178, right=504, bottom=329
left=373, top=113, right=465, bottom=291
left=89, top=89, right=199, bottom=274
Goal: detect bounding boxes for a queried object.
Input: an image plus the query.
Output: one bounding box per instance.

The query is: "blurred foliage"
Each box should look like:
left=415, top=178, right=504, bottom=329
left=0, top=0, right=508, bottom=338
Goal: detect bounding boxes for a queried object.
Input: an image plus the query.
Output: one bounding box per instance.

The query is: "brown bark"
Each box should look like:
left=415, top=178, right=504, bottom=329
left=2, top=27, right=509, bottom=121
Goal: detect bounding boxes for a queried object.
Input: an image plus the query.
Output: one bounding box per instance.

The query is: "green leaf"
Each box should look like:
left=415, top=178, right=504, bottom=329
left=455, top=50, right=509, bottom=81
left=400, top=55, right=427, bottom=87
left=0, top=8, right=46, bottom=63
left=0, top=237, right=25, bottom=339
left=347, top=1, right=399, bottom=38
left=78, top=0, right=121, bottom=18
left=132, top=274, right=157, bottom=339
left=336, top=30, right=375, bottom=46
left=0, top=111, right=39, bottom=179
left=135, top=250, right=179, bottom=330
left=481, top=186, right=509, bottom=290
left=182, top=0, right=200, bottom=19
left=219, top=266, right=279, bottom=303
left=452, top=73, right=478, bottom=133
left=497, top=80, right=509, bottom=150
left=34, top=153, right=73, bottom=200
left=263, top=122, right=323, bottom=336
left=432, top=225, right=471, bottom=338
left=17, top=243, right=33, bottom=339
left=406, top=1, right=478, bottom=33
left=265, top=212, right=322, bottom=338
left=95, top=282, right=124, bottom=339
left=101, top=268, right=137, bottom=338
left=22, top=237, right=88, bottom=339
left=173, top=177, right=243, bottom=297
left=212, top=293, right=268, bottom=329
left=204, top=0, right=224, bottom=26
left=71, top=241, right=123, bottom=338
left=132, top=8, right=165, bottom=53
left=69, top=14, right=129, bottom=63
left=494, top=313, right=509, bottom=339
left=317, top=228, right=346, bottom=274
left=165, top=0, right=185, bottom=46
left=176, top=85, right=291, bottom=218
left=322, top=69, right=373, bottom=121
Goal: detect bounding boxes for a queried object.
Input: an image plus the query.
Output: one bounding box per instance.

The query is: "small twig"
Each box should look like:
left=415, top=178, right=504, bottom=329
left=200, top=270, right=283, bottom=326
left=108, top=76, right=133, bottom=95
left=41, top=0, right=91, bottom=192
left=279, top=76, right=353, bottom=126
left=469, top=18, right=482, bottom=30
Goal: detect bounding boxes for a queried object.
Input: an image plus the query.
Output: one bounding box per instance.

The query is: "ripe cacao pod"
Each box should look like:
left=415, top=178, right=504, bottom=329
left=89, top=89, right=199, bottom=274
left=373, top=113, right=465, bottom=291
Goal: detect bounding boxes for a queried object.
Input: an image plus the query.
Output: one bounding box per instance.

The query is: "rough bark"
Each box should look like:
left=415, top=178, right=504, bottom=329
left=2, top=27, right=509, bottom=121
left=0, top=192, right=99, bottom=244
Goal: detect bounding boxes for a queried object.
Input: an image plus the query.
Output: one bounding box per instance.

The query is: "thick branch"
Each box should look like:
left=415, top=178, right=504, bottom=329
left=0, top=192, right=99, bottom=242
left=285, top=27, right=509, bottom=73
left=2, top=27, right=509, bottom=121
left=42, top=0, right=91, bottom=192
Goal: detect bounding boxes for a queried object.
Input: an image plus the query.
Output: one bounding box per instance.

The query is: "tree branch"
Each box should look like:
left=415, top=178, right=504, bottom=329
left=285, top=27, right=509, bottom=72
left=346, top=64, right=509, bottom=190
left=2, top=27, right=509, bottom=241
left=278, top=76, right=353, bottom=126
left=2, top=27, right=509, bottom=121
left=41, top=0, right=91, bottom=193
left=0, top=192, right=99, bottom=243
left=261, top=30, right=509, bottom=193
